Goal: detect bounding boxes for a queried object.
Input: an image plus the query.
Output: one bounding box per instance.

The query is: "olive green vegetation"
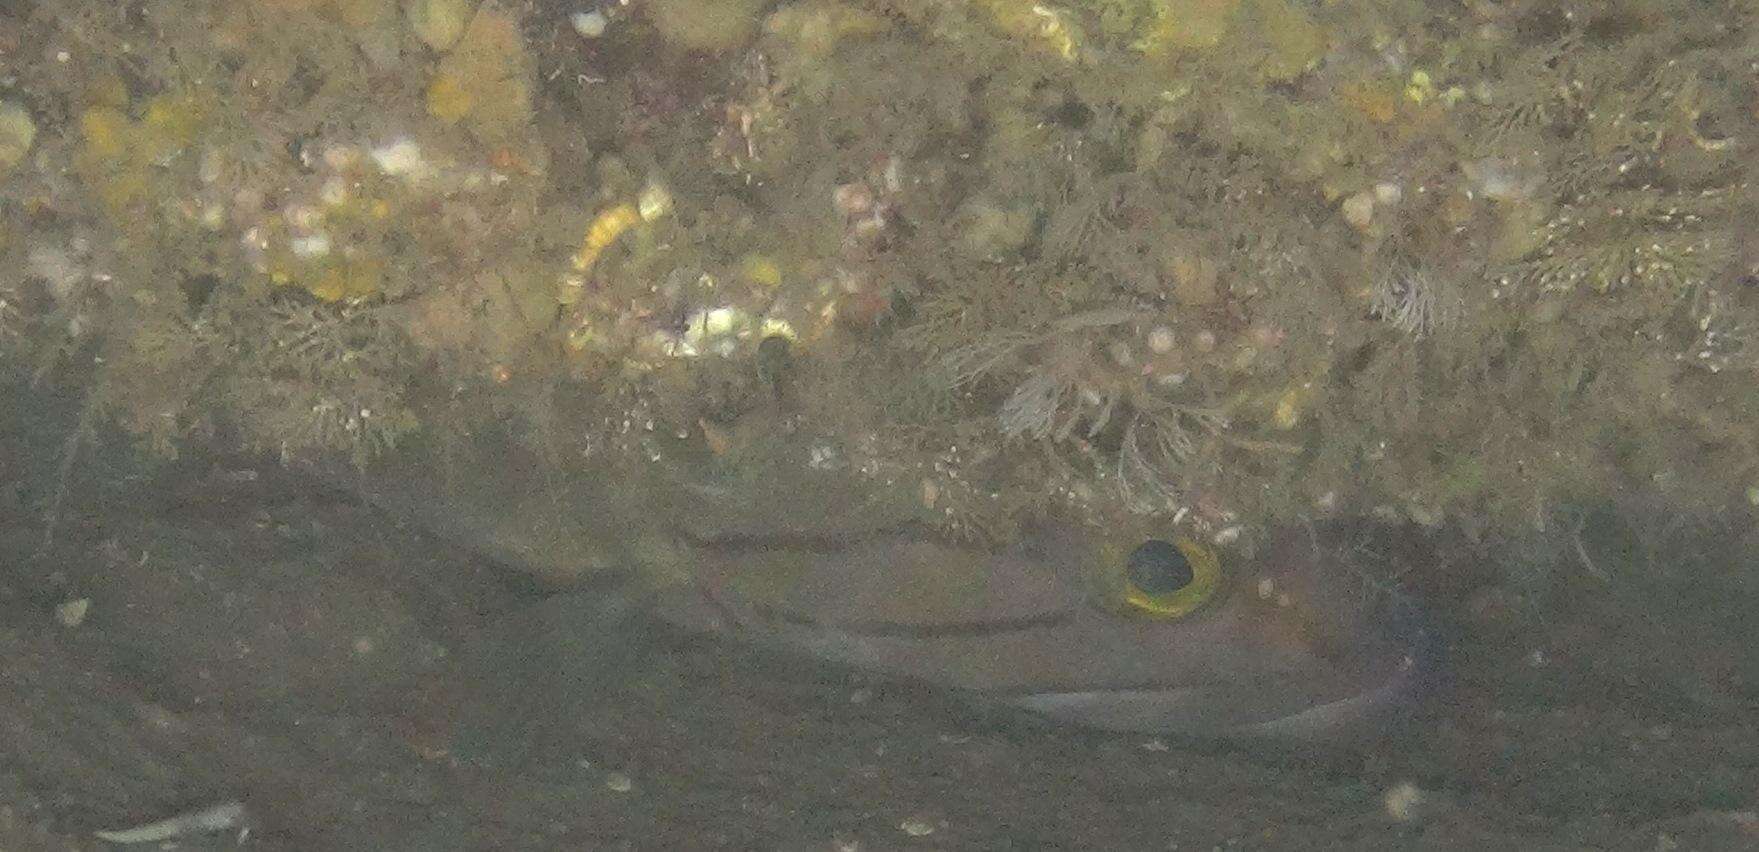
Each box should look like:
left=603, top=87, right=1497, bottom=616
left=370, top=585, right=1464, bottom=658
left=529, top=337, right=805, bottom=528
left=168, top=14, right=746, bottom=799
left=2, top=0, right=1757, bottom=563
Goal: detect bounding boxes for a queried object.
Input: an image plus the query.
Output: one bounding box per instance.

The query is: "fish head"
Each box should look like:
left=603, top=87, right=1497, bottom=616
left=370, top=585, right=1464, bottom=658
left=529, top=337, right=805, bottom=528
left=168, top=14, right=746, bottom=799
left=1007, top=520, right=1442, bottom=739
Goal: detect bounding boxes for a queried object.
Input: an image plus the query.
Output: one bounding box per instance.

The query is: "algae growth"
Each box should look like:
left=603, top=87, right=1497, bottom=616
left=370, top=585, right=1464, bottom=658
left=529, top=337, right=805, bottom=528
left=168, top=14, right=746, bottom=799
left=2, top=0, right=1758, bottom=566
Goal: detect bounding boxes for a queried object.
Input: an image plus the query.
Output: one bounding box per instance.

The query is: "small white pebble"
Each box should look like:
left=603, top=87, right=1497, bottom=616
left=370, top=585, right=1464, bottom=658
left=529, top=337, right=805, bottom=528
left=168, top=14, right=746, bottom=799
left=283, top=204, right=321, bottom=231
left=833, top=182, right=874, bottom=216
left=372, top=138, right=429, bottom=178
left=322, top=144, right=361, bottom=171
left=319, top=176, right=349, bottom=206
left=1146, top=325, right=1176, bottom=354
left=290, top=233, right=332, bottom=259
left=604, top=771, right=633, bottom=793
left=196, top=149, right=224, bottom=184
left=1341, top=191, right=1375, bottom=231
left=28, top=246, right=88, bottom=302
left=55, top=598, right=90, bottom=628
left=1464, top=157, right=1537, bottom=202
left=1382, top=781, right=1426, bottom=822
left=638, top=181, right=674, bottom=221
left=571, top=10, right=608, bottom=38
left=1372, top=181, right=1403, bottom=206
left=898, top=817, right=935, bottom=837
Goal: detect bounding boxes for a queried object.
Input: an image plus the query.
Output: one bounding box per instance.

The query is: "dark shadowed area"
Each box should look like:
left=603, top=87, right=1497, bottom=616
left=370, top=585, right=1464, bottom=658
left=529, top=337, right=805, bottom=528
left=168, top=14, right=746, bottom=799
left=3, top=375, right=1756, bottom=850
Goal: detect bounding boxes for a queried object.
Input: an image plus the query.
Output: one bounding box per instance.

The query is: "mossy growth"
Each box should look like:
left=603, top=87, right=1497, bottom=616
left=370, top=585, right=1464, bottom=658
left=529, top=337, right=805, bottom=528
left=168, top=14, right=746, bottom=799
left=645, top=0, right=770, bottom=52
left=0, top=101, right=35, bottom=178
left=13, top=0, right=1759, bottom=567
left=426, top=5, right=536, bottom=144
left=75, top=90, right=210, bottom=223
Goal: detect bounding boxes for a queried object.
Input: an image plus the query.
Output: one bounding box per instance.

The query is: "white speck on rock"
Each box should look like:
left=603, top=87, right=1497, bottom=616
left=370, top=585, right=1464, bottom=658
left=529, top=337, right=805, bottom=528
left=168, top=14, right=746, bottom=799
left=55, top=598, right=90, bottom=628
left=371, top=138, right=432, bottom=181
left=571, top=10, right=608, bottom=38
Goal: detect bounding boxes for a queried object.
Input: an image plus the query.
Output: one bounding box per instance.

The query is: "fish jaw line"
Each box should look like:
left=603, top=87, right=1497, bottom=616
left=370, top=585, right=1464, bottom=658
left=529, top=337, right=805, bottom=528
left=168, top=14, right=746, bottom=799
left=1231, top=640, right=1433, bottom=740
left=1006, top=629, right=1438, bottom=739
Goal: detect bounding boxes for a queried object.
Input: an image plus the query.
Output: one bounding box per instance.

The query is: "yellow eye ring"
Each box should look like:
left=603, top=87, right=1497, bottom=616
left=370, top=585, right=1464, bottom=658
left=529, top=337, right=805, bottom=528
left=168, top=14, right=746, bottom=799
left=1121, top=537, right=1221, bottom=618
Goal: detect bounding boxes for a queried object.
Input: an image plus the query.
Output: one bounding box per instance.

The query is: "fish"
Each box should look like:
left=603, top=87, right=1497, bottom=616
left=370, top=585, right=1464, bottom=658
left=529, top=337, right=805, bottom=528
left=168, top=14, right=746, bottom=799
left=649, top=521, right=1439, bottom=740
left=326, top=432, right=1439, bottom=741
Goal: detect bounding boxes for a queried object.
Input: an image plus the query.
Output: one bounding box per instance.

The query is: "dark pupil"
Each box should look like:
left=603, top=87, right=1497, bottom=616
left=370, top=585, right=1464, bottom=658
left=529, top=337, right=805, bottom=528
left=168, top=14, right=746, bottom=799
left=1127, top=539, right=1193, bottom=595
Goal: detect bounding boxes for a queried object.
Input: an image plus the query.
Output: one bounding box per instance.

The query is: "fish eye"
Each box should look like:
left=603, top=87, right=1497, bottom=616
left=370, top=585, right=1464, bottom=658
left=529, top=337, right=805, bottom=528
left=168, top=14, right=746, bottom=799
left=1122, top=537, right=1220, bottom=618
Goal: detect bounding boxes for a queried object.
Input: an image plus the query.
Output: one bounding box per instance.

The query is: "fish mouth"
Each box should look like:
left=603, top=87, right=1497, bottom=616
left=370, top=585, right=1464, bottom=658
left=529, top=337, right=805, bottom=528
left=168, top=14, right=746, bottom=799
left=1010, top=602, right=1442, bottom=740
